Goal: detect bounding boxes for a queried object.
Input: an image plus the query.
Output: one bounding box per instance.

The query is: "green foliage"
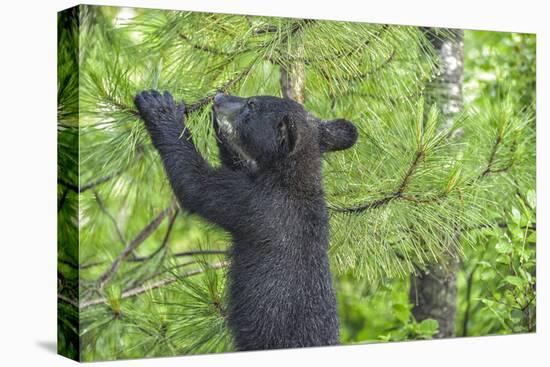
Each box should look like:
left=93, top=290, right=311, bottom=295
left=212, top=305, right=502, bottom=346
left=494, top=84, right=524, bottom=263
left=454, top=30, right=536, bottom=338
left=464, top=31, right=535, bottom=113
left=57, top=5, right=535, bottom=361
left=378, top=318, right=439, bottom=342
left=456, top=195, right=536, bottom=336
left=337, top=278, right=439, bottom=343
left=57, top=6, right=81, bottom=360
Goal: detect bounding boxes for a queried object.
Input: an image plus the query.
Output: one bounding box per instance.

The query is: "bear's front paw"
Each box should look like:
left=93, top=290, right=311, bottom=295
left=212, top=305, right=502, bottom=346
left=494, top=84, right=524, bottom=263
left=134, top=90, right=186, bottom=133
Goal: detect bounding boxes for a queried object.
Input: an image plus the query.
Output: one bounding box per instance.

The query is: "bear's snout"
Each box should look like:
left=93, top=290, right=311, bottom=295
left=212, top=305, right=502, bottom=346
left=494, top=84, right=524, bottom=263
left=213, top=93, right=245, bottom=119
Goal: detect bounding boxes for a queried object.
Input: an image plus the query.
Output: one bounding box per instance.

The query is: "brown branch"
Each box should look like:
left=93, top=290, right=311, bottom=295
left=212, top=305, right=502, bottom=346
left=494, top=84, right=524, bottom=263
left=58, top=168, right=125, bottom=194
left=125, top=208, right=180, bottom=263
left=122, top=209, right=180, bottom=291
left=87, top=20, right=315, bottom=135
left=60, top=258, right=106, bottom=270
left=94, top=191, right=127, bottom=246
left=79, top=261, right=228, bottom=309
left=58, top=293, right=79, bottom=308
left=80, top=260, right=105, bottom=270
left=58, top=258, right=78, bottom=269
left=58, top=147, right=149, bottom=195
left=173, top=249, right=228, bottom=257
left=331, top=194, right=396, bottom=214
left=71, top=248, right=227, bottom=269
left=57, top=188, right=69, bottom=213
left=480, top=135, right=502, bottom=178
left=336, top=122, right=520, bottom=215
left=102, top=94, right=140, bottom=117
left=130, top=260, right=199, bottom=287
left=483, top=160, right=515, bottom=176
left=178, top=23, right=314, bottom=114
left=85, top=60, right=257, bottom=125
left=462, top=135, right=518, bottom=188
left=184, top=63, right=255, bottom=115
left=397, top=151, right=424, bottom=194
left=57, top=178, right=78, bottom=193
left=333, top=150, right=425, bottom=214
left=96, top=201, right=178, bottom=290
left=128, top=249, right=228, bottom=262
left=60, top=66, right=255, bottom=195
left=286, top=19, right=316, bottom=39
left=400, top=192, right=446, bottom=205
left=123, top=255, right=228, bottom=292
left=254, top=25, right=279, bottom=34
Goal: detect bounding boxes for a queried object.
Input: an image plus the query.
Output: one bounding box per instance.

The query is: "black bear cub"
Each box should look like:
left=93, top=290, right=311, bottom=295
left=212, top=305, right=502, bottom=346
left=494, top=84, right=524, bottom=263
left=134, top=90, right=357, bottom=351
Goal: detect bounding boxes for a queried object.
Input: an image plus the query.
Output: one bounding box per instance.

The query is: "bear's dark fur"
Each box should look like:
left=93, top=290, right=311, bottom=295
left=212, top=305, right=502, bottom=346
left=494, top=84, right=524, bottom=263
left=134, top=90, right=357, bottom=351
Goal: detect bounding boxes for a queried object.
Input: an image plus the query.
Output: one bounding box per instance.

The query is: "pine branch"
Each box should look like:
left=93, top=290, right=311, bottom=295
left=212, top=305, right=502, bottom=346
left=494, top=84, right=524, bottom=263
left=96, top=201, right=178, bottom=290
left=58, top=168, right=126, bottom=194
left=185, top=63, right=255, bottom=115
left=102, top=93, right=140, bottom=117
left=286, top=19, right=317, bottom=39
left=58, top=293, right=79, bottom=308
left=480, top=134, right=502, bottom=177
left=466, top=134, right=518, bottom=187
left=173, top=249, right=229, bottom=257
left=78, top=261, right=228, bottom=309
left=125, top=208, right=179, bottom=263
left=129, top=260, right=200, bottom=287
left=94, top=191, right=127, bottom=246
left=56, top=178, right=78, bottom=193
left=127, top=249, right=229, bottom=264
left=70, top=248, right=227, bottom=269
left=253, top=25, right=279, bottom=34
left=332, top=150, right=426, bottom=213
left=334, top=111, right=521, bottom=215
left=87, top=60, right=256, bottom=121
left=397, top=151, right=424, bottom=194
left=57, top=188, right=69, bottom=213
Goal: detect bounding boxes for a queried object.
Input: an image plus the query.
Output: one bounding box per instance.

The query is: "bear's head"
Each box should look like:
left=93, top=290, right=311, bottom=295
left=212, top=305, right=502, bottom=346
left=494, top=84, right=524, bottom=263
left=212, top=93, right=357, bottom=170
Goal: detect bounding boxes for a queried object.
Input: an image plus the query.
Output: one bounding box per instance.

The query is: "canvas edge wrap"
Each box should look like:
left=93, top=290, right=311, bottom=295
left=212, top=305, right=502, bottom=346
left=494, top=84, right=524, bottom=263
left=57, top=4, right=82, bottom=362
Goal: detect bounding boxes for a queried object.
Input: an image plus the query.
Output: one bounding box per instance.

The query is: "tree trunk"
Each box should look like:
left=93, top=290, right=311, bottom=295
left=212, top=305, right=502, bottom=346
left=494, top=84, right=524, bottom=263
left=280, top=41, right=305, bottom=103
left=409, top=29, right=464, bottom=339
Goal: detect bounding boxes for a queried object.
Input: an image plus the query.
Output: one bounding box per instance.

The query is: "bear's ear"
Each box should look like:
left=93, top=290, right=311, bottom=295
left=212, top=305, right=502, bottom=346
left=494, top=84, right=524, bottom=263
left=277, top=114, right=300, bottom=155
left=318, top=119, right=358, bottom=153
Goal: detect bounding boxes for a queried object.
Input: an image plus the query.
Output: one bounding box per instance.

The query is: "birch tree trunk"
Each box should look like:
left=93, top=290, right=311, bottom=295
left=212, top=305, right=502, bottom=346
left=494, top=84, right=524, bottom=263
left=280, top=62, right=305, bottom=103
left=409, top=28, right=464, bottom=338
left=280, top=42, right=306, bottom=103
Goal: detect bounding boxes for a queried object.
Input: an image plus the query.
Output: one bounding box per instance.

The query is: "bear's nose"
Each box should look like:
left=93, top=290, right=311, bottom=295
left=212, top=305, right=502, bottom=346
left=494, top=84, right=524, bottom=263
left=213, top=92, right=226, bottom=105
left=212, top=93, right=246, bottom=117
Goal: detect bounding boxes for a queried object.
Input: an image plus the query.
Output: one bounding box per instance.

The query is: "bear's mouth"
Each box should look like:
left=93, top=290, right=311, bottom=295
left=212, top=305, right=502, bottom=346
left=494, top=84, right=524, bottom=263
left=212, top=109, right=257, bottom=170
left=215, top=113, right=237, bottom=138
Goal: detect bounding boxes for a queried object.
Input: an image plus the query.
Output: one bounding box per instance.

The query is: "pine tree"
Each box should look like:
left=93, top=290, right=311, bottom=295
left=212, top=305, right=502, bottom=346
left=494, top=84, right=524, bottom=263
left=57, top=5, right=535, bottom=361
